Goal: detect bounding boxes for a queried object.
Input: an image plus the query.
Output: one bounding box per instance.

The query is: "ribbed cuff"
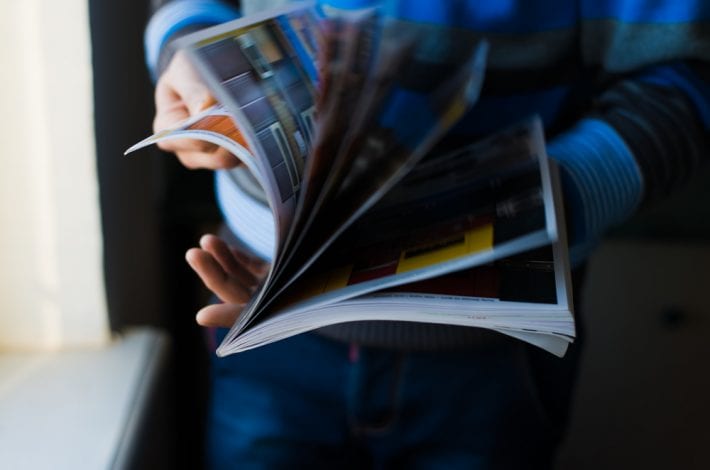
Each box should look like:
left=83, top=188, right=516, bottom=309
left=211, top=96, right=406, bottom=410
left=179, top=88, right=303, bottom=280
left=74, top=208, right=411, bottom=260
left=548, top=118, right=644, bottom=264
left=216, top=169, right=276, bottom=261
left=145, top=0, right=240, bottom=80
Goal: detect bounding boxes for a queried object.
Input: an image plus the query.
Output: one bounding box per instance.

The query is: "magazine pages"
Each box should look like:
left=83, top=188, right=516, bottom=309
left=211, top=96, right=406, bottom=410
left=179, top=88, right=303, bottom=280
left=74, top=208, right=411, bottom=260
left=127, top=1, right=575, bottom=357
left=227, top=118, right=574, bottom=357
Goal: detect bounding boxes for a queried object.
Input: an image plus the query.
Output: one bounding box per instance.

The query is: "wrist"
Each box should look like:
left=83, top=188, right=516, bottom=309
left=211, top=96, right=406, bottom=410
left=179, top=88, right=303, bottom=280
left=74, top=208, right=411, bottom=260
left=548, top=118, right=644, bottom=262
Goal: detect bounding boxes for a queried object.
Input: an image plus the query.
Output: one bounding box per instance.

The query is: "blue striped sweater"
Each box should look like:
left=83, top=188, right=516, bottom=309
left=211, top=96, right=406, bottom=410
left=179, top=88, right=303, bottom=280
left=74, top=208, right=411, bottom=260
left=146, top=1, right=710, bottom=349
left=146, top=0, right=710, bottom=264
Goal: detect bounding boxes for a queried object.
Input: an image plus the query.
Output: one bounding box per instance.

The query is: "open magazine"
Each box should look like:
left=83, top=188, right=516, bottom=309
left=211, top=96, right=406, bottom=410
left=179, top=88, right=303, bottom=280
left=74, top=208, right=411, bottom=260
left=127, top=1, right=575, bottom=357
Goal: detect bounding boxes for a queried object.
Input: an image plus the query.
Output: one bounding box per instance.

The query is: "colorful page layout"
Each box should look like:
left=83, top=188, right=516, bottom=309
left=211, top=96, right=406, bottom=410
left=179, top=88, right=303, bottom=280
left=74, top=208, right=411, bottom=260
left=125, top=105, right=258, bottom=169
left=180, top=2, right=321, bottom=249
left=268, top=29, right=489, bottom=297
left=220, top=244, right=573, bottom=358
left=260, top=117, right=557, bottom=317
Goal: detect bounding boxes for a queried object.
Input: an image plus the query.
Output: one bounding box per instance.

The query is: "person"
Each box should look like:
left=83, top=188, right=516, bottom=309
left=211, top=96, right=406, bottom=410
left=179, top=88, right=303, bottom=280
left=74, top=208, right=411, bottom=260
left=145, top=0, right=710, bottom=467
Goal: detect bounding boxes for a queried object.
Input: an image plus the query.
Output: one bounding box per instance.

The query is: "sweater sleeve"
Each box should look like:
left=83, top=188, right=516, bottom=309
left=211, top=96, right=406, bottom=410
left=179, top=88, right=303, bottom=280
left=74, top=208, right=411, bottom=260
left=549, top=65, right=710, bottom=263
left=144, top=0, right=240, bottom=80
left=546, top=1, right=710, bottom=262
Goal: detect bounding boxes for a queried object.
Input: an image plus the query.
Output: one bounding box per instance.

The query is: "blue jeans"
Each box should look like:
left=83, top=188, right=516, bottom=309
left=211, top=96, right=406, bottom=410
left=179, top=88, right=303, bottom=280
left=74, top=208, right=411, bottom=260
left=207, top=329, right=581, bottom=469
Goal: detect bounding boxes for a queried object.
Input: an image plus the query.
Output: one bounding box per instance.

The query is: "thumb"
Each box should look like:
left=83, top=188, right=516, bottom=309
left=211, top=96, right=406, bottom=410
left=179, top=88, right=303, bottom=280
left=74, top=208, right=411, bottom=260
left=182, top=84, right=217, bottom=115
left=166, top=50, right=217, bottom=115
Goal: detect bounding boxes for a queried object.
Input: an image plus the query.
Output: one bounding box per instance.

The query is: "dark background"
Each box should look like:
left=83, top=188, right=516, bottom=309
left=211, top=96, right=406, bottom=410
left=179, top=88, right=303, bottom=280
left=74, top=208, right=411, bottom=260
left=89, top=1, right=221, bottom=468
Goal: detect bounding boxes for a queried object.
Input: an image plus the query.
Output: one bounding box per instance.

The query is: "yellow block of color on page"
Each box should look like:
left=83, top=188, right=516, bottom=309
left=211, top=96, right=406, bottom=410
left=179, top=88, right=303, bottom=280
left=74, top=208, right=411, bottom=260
left=289, top=265, right=353, bottom=304
left=396, top=224, right=494, bottom=274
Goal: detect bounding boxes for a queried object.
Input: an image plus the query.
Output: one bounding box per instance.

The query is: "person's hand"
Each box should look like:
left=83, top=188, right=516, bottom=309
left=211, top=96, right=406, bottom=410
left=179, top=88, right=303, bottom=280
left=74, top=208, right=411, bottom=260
left=153, top=51, right=239, bottom=170
left=185, top=234, right=269, bottom=327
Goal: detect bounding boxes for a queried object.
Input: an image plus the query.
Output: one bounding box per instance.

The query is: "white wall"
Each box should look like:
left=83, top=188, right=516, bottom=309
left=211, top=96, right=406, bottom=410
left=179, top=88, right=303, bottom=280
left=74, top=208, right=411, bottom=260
left=0, top=1, right=109, bottom=350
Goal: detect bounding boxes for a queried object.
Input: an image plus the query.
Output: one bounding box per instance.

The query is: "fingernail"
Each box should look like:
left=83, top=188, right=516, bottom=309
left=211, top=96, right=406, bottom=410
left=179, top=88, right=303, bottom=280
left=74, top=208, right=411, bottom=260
left=196, top=309, right=208, bottom=325
left=199, top=234, right=213, bottom=249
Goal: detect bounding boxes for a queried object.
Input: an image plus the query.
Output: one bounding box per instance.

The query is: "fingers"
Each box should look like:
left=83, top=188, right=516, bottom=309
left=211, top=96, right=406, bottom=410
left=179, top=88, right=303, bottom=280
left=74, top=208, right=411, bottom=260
left=153, top=51, right=239, bottom=170
left=153, top=56, right=209, bottom=134
left=185, top=247, right=254, bottom=304
left=171, top=146, right=240, bottom=170
left=196, top=303, right=244, bottom=328
left=199, top=234, right=260, bottom=288
left=152, top=95, right=190, bottom=134
left=156, top=137, right=219, bottom=154
left=231, top=246, right=270, bottom=278
left=156, top=136, right=239, bottom=169
left=155, top=51, right=214, bottom=117
left=186, top=234, right=271, bottom=328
